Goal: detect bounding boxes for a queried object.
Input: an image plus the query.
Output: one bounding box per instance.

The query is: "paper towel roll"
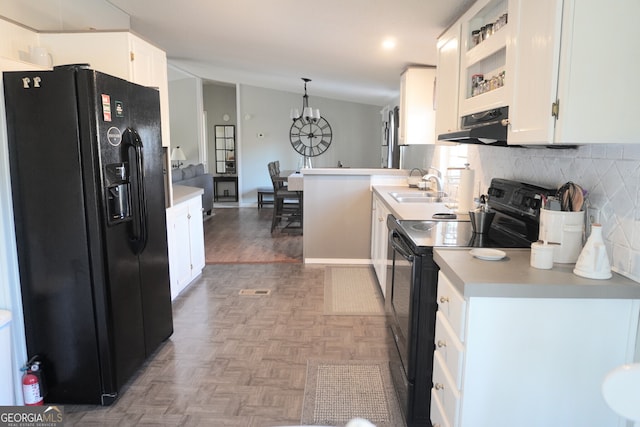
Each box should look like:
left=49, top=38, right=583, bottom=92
left=457, top=167, right=475, bottom=212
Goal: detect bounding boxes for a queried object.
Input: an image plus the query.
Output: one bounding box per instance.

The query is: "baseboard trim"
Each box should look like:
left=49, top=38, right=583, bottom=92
left=304, top=258, right=372, bottom=265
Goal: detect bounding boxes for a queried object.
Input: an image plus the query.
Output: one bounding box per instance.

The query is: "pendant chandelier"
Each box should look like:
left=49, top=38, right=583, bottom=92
left=290, top=78, right=320, bottom=123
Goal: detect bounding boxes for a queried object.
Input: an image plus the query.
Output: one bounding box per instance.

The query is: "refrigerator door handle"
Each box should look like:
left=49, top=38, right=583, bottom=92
left=124, top=128, right=148, bottom=254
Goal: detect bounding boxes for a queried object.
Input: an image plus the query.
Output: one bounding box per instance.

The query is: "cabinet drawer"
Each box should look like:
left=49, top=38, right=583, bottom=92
left=433, top=352, right=461, bottom=426
left=435, top=311, right=465, bottom=389
left=430, top=389, right=452, bottom=427
left=437, top=272, right=467, bottom=341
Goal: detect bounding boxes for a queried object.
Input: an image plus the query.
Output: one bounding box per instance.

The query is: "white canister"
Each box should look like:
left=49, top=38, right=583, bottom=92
left=539, top=209, right=585, bottom=263
left=530, top=241, right=554, bottom=269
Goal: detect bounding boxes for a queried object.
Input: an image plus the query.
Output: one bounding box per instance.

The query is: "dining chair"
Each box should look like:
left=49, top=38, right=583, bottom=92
left=268, top=161, right=302, bottom=233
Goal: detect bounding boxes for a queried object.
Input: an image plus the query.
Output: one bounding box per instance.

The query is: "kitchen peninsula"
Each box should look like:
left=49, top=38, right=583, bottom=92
left=301, top=168, right=454, bottom=264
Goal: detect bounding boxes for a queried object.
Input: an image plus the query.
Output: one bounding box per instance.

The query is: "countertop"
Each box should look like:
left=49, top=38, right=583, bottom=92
left=172, top=184, right=204, bottom=205
left=434, top=248, right=640, bottom=299
left=372, top=185, right=466, bottom=221
left=301, top=168, right=408, bottom=176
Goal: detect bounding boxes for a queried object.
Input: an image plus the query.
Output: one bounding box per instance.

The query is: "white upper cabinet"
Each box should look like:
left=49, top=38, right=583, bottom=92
left=445, top=0, right=639, bottom=145
left=435, top=22, right=462, bottom=137
left=39, top=32, right=171, bottom=148
left=509, top=0, right=640, bottom=145
left=399, top=67, right=437, bottom=145
left=457, top=0, right=511, bottom=117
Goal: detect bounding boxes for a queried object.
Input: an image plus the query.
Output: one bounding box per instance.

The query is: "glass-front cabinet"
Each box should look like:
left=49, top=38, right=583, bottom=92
left=215, top=125, right=236, bottom=174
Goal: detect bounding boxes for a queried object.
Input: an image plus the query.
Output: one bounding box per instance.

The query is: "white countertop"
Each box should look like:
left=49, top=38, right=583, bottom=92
left=434, top=248, right=640, bottom=299
left=302, top=168, right=409, bottom=176
left=372, top=185, right=465, bottom=221
left=172, top=184, right=203, bottom=205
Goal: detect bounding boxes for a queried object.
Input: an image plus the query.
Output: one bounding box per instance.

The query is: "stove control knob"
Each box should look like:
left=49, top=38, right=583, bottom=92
left=488, top=187, right=504, bottom=198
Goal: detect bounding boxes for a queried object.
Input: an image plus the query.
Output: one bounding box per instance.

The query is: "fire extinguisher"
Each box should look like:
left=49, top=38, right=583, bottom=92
left=22, top=359, right=43, bottom=406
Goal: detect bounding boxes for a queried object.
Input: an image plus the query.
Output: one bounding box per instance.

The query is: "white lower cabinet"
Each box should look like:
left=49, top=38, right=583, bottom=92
left=166, top=194, right=205, bottom=300
left=434, top=271, right=639, bottom=427
left=430, top=388, right=451, bottom=427
left=370, top=193, right=390, bottom=296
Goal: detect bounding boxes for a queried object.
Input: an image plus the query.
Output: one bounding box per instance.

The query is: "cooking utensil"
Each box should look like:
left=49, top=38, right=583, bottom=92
left=557, top=182, right=584, bottom=212
left=572, top=187, right=584, bottom=212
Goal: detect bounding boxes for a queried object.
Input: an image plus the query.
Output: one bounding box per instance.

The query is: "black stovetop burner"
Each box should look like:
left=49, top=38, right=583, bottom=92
left=391, top=178, right=556, bottom=254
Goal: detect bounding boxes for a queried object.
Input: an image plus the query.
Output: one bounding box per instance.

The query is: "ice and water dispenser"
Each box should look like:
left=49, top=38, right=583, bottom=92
left=105, top=162, right=132, bottom=224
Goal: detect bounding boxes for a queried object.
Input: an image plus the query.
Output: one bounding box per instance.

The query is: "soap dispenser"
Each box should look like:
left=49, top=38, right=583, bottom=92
left=573, top=224, right=612, bottom=279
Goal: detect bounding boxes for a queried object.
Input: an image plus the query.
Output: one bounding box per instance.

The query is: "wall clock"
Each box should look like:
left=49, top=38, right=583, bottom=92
left=289, top=117, right=333, bottom=158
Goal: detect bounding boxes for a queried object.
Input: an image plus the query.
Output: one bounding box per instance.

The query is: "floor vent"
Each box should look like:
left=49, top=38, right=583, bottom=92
left=239, top=289, right=271, bottom=296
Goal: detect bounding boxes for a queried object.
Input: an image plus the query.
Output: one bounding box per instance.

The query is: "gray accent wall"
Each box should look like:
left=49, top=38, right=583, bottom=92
left=203, top=82, right=237, bottom=176
left=236, top=84, right=382, bottom=205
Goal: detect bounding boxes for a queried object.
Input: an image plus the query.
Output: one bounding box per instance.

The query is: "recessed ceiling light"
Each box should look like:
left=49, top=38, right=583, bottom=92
left=382, top=38, right=396, bottom=50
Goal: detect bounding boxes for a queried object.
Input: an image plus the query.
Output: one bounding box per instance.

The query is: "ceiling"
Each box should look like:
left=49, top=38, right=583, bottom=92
left=106, top=0, right=473, bottom=106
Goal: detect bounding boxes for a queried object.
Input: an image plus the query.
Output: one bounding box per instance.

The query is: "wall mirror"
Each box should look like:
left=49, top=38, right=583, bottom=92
left=215, top=125, right=236, bottom=174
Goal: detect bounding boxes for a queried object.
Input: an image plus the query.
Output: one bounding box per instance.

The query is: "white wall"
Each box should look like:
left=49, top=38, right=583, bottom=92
left=238, top=84, right=382, bottom=204
left=168, top=75, right=203, bottom=167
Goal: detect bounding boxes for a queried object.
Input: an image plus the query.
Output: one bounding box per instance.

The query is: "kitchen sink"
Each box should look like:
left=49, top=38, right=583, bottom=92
left=389, top=191, right=447, bottom=203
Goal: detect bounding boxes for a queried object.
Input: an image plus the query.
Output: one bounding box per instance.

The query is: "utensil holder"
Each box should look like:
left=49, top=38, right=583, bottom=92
left=539, top=209, right=584, bottom=263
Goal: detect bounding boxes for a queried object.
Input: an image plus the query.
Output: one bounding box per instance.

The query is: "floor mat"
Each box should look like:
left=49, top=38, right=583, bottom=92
left=324, top=266, right=385, bottom=316
left=301, top=360, right=404, bottom=427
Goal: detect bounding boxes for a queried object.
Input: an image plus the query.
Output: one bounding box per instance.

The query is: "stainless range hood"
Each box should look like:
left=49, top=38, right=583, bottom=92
left=438, top=106, right=509, bottom=146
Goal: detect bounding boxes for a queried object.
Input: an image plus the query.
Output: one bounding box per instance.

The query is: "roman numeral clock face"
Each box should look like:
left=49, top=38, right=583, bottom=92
left=289, top=117, right=332, bottom=157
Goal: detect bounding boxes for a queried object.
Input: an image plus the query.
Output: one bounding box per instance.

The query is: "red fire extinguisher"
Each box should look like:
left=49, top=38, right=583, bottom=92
left=22, top=361, right=43, bottom=406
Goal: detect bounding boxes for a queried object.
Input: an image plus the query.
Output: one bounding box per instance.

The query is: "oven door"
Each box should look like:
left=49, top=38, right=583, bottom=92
left=388, top=225, right=439, bottom=426
left=388, top=229, right=417, bottom=382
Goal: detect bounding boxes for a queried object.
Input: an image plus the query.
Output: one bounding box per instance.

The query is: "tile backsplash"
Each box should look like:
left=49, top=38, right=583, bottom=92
left=464, top=143, right=640, bottom=283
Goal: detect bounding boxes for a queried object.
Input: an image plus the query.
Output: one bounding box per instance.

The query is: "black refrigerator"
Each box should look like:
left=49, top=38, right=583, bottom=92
left=3, top=65, right=173, bottom=405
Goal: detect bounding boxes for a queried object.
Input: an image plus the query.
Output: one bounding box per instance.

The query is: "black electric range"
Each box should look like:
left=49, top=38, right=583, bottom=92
left=392, top=177, right=555, bottom=254
left=385, top=178, right=556, bottom=427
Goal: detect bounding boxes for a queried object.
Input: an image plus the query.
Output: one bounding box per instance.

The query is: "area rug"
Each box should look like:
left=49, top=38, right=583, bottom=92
left=301, top=360, right=404, bottom=427
left=324, top=266, right=385, bottom=316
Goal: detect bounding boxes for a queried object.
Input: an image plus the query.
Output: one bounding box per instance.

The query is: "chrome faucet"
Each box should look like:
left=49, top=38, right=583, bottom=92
left=422, top=174, right=443, bottom=192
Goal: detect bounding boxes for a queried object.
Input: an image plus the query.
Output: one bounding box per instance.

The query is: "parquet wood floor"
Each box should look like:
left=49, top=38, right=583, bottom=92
left=64, top=210, right=394, bottom=426
left=204, top=208, right=303, bottom=264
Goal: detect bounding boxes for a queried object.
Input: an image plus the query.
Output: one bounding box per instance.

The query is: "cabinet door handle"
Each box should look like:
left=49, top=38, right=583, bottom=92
left=434, top=383, right=445, bottom=390
left=187, top=213, right=191, bottom=219
left=439, top=296, right=449, bottom=304
left=437, top=340, right=447, bottom=348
